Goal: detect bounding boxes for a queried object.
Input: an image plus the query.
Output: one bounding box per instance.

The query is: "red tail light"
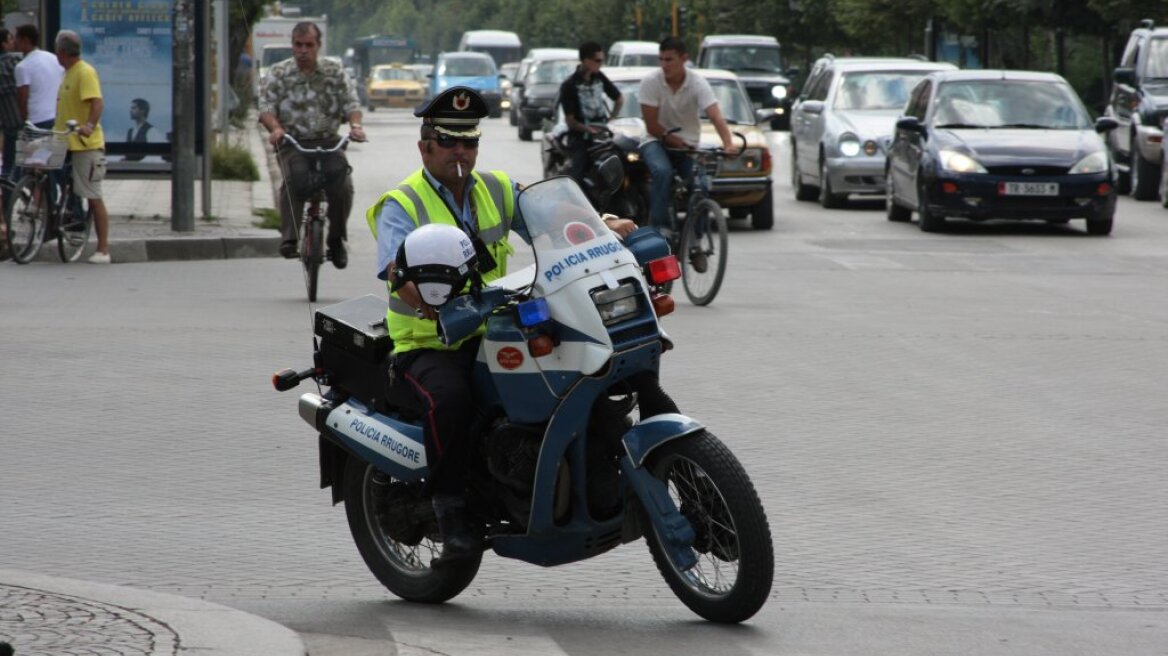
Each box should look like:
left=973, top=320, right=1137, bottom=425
left=761, top=147, right=772, bottom=173
left=646, top=256, right=681, bottom=284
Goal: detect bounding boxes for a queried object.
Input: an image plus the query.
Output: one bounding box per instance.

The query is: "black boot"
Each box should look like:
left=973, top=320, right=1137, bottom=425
left=431, top=495, right=483, bottom=567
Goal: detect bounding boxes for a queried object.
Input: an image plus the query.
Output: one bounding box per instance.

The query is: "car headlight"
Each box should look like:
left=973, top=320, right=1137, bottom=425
left=839, top=133, right=861, bottom=157
left=1069, top=151, right=1108, bottom=175
left=939, top=149, right=987, bottom=174
left=719, top=147, right=763, bottom=172
left=771, top=85, right=787, bottom=100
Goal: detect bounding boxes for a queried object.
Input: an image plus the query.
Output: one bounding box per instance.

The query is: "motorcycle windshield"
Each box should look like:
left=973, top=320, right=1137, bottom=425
left=518, top=177, right=638, bottom=296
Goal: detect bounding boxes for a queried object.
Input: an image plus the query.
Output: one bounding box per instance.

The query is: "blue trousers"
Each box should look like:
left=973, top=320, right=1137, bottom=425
left=639, top=140, right=693, bottom=229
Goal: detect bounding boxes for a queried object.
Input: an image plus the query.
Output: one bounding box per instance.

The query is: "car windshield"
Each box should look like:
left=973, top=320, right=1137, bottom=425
left=441, top=56, right=496, bottom=77
left=531, top=59, right=577, bottom=84
left=932, top=79, right=1091, bottom=129
left=621, top=53, right=659, bottom=66
left=704, top=46, right=782, bottom=73
left=833, top=71, right=929, bottom=110
left=262, top=47, right=293, bottom=67
left=375, top=68, right=416, bottom=81
left=612, top=76, right=754, bottom=123
left=1148, top=38, right=1168, bottom=79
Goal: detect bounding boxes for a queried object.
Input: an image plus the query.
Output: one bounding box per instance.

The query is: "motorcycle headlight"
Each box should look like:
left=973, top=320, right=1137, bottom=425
left=626, top=151, right=640, bottom=163
left=839, top=134, right=861, bottom=157
left=591, top=282, right=641, bottom=325
left=939, top=149, right=987, bottom=174
left=771, top=85, right=787, bottom=100
left=1069, top=151, right=1108, bottom=175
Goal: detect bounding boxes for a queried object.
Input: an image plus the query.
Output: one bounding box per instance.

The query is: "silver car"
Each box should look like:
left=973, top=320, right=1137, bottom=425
left=790, top=57, right=956, bottom=207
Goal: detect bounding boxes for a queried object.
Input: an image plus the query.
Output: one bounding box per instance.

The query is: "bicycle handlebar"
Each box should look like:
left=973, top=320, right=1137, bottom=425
left=281, top=133, right=354, bottom=154
left=22, top=119, right=80, bottom=136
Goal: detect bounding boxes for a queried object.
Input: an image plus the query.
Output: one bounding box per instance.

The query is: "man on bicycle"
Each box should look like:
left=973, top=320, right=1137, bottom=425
left=637, top=37, right=737, bottom=244
left=259, top=21, right=365, bottom=268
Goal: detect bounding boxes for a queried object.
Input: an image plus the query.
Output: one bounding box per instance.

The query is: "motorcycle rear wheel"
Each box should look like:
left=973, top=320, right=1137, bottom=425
left=343, top=457, right=481, bottom=603
left=642, top=430, right=773, bottom=623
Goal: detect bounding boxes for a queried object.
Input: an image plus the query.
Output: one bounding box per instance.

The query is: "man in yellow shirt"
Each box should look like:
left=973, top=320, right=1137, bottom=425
left=54, top=30, right=110, bottom=264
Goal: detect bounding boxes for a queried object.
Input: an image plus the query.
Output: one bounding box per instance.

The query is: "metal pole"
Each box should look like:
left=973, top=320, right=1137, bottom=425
left=172, top=0, right=195, bottom=232
left=202, top=0, right=212, bottom=219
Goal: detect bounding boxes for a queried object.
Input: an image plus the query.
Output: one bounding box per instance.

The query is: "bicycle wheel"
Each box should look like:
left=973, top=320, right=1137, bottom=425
left=56, top=191, right=92, bottom=263
left=5, top=176, right=48, bottom=264
left=679, top=198, right=728, bottom=306
left=302, top=216, right=324, bottom=302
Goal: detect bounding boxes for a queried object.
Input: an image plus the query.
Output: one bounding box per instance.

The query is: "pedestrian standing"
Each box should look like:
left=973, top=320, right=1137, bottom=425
left=54, top=30, right=111, bottom=264
left=14, top=24, right=63, bottom=129
left=0, top=27, right=24, bottom=181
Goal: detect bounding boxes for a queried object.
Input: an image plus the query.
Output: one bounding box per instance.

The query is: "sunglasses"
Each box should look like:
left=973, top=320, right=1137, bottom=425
left=429, top=134, right=479, bottom=149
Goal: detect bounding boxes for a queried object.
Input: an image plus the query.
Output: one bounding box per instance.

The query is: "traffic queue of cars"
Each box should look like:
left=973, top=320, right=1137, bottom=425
left=790, top=53, right=1124, bottom=235
left=346, top=23, right=1165, bottom=237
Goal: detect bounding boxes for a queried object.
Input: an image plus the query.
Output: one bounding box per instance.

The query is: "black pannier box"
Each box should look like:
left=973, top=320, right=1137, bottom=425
left=314, top=294, right=393, bottom=363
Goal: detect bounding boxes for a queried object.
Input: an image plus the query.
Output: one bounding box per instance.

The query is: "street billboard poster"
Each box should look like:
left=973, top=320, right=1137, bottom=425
left=50, top=0, right=206, bottom=165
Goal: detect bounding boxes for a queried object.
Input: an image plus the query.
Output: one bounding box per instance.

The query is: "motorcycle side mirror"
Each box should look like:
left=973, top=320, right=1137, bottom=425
left=597, top=155, right=624, bottom=194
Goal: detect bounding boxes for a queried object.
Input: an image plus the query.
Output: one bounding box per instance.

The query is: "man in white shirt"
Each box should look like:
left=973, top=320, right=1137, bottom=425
left=637, top=36, right=737, bottom=235
left=14, top=24, right=64, bottom=129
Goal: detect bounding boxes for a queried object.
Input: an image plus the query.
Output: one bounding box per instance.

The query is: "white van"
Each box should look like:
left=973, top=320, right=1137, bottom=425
left=458, top=30, right=523, bottom=67
left=606, top=41, right=659, bottom=67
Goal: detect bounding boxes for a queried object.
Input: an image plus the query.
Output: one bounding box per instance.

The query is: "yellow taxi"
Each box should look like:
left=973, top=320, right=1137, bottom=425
left=366, top=64, right=425, bottom=110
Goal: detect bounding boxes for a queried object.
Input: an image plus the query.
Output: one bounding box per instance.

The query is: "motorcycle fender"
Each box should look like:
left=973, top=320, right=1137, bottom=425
left=621, top=455, right=697, bottom=571
left=621, top=413, right=704, bottom=468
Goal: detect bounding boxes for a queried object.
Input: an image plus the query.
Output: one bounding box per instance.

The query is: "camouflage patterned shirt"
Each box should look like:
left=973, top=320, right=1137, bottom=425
left=259, top=57, right=360, bottom=141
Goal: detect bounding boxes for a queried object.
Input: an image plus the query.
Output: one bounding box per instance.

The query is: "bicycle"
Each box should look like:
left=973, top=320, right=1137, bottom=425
left=279, top=134, right=352, bottom=302
left=661, top=141, right=741, bottom=306
left=4, top=121, right=92, bottom=264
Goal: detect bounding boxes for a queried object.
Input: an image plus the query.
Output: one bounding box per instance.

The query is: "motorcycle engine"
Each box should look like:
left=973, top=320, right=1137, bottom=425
left=485, top=422, right=543, bottom=493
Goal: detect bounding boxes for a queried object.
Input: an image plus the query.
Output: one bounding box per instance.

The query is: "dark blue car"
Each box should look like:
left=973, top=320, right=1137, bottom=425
left=886, top=70, right=1119, bottom=235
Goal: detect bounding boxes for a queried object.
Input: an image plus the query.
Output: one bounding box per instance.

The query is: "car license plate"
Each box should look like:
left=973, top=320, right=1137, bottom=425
left=999, top=181, right=1059, bottom=196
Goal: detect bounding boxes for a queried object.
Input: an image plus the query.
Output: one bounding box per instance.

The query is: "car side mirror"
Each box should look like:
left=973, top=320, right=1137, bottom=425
left=786, top=67, right=800, bottom=79
left=1094, top=116, right=1119, bottom=133
left=513, top=80, right=525, bottom=89
left=1113, top=68, right=1136, bottom=87
left=755, top=108, right=775, bottom=125
left=800, top=99, right=824, bottom=115
left=896, top=116, right=923, bottom=133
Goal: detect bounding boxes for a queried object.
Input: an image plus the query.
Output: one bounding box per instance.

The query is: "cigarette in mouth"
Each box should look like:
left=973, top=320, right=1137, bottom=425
left=457, top=162, right=463, bottom=178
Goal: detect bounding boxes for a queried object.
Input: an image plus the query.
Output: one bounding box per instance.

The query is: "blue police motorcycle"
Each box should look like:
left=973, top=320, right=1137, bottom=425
left=275, top=177, right=773, bottom=623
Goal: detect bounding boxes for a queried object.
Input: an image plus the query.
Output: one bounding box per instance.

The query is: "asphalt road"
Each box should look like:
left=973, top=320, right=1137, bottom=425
left=2, top=109, right=1167, bottom=655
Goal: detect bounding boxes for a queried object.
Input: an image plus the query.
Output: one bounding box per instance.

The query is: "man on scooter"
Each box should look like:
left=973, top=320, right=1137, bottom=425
left=558, top=41, right=623, bottom=184
left=365, top=86, right=636, bottom=564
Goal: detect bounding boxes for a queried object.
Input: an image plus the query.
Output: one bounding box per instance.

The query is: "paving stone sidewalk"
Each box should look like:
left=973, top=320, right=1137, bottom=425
left=0, top=570, right=303, bottom=656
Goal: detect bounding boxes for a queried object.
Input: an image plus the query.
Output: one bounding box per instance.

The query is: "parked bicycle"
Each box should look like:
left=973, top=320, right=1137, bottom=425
left=662, top=137, right=744, bottom=306
left=279, top=133, right=353, bottom=302
left=4, top=121, right=92, bottom=264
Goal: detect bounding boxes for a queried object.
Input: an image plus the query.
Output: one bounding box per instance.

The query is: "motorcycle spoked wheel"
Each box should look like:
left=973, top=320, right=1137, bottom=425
left=343, top=457, right=481, bottom=603
left=641, top=430, right=774, bottom=623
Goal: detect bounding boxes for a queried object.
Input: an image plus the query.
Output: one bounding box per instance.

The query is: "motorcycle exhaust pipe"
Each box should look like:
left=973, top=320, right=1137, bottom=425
left=299, top=393, right=333, bottom=431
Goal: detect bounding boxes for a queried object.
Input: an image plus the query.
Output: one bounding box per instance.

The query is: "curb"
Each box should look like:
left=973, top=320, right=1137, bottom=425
left=0, top=570, right=305, bottom=656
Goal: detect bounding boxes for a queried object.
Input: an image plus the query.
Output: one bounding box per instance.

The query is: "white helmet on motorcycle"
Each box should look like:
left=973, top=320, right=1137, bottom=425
left=393, top=223, right=478, bottom=307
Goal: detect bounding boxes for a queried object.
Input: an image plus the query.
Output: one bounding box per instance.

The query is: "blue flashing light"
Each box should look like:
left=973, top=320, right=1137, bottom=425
left=517, top=298, right=551, bottom=327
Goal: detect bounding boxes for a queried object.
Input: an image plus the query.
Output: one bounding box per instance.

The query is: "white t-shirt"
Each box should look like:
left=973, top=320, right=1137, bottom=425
left=638, top=68, right=718, bottom=147
left=15, top=49, right=65, bottom=124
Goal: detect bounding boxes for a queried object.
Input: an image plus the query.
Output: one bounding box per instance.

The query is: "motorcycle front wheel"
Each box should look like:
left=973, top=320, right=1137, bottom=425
left=343, top=456, right=481, bottom=603
left=642, top=430, right=773, bottom=623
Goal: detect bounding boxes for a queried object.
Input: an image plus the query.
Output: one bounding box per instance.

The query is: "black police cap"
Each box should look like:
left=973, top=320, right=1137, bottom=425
left=414, top=86, right=488, bottom=138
